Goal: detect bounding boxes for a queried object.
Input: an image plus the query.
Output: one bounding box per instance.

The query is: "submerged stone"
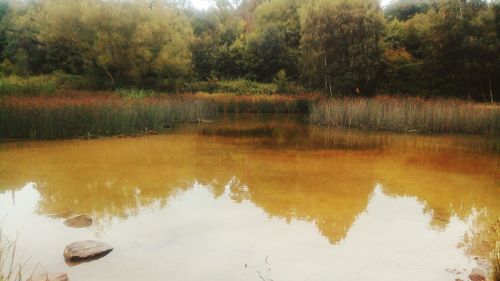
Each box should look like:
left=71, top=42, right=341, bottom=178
left=63, top=240, right=113, bottom=262
left=468, top=268, right=487, bottom=281
left=29, top=273, right=69, bottom=281
left=63, top=215, right=93, bottom=228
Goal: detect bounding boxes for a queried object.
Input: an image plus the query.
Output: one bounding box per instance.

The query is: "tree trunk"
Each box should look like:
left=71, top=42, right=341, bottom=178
left=488, top=74, right=494, bottom=103
left=104, top=68, right=114, bottom=85
left=324, top=57, right=328, bottom=92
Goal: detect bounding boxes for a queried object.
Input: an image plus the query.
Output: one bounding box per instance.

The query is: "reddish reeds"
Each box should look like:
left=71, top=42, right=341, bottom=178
left=0, top=94, right=216, bottom=139
left=191, top=92, right=320, bottom=113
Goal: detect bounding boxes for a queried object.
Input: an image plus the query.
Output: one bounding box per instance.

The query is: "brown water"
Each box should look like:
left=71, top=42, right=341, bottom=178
left=0, top=114, right=498, bottom=281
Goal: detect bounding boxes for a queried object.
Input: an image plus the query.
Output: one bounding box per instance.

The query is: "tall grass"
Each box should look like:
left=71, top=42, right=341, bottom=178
left=310, top=96, right=499, bottom=134
left=0, top=92, right=321, bottom=139
left=0, top=229, right=26, bottom=281
left=192, top=92, right=319, bottom=113
left=493, top=242, right=500, bottom=281
left=0, top=94, right=216, bottom=139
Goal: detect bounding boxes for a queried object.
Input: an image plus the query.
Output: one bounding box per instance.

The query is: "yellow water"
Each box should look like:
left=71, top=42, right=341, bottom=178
left=0, top=114, right=498, bottom=281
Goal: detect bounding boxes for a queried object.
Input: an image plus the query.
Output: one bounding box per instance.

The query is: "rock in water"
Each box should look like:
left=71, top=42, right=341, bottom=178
left=63, top=240, right=113, bottom=262
left=63, top=215, right=92, bottom=228
left=468, top=268, right=487, bottom=281
left=29, top=273, right=69, bottom=281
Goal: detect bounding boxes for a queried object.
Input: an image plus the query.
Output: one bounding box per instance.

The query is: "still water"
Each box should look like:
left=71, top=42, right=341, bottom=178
left=0, top=114, right=498, bottom=281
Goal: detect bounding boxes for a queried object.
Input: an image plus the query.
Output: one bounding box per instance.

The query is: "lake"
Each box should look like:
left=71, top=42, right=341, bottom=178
left=0, top=114, right=498, bottom=281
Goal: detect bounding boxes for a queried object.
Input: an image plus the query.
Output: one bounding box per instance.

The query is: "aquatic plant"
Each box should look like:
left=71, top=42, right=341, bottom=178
left=0, top=94, right=217, bottom=139
left=310, top=96, right=499, bottom=134
left=192, top=92, right=319, bottom=113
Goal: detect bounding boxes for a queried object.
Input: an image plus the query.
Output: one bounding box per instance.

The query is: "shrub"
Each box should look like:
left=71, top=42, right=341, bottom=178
left=273, top=69, right=289, bottom=93
left=0, top=76, right=57, bottom=96
left=0, top=74, right=93, bottom=97
left=189, top=79, right=278, bottom=95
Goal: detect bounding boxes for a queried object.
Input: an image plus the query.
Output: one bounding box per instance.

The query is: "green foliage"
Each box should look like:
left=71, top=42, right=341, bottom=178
left=191, top=79, right=278, bottom=94
left=244, top=0, right=301, bottom=81
left=273, top=69, right=289, bottom=93
left=190, top=4, right=245, bottom=80
left=385, top=0, right=431, bottom=21
left=116, top=88, right=156, bottom=99
left=4, top=0, right=194, bottom=87
left=300, top=0, right=386, bottom=96
left=0, top=76, right=57, bottom=96
left=0, top=73, right=92, bottom=96
left=0, top=0, right=497, bottom=100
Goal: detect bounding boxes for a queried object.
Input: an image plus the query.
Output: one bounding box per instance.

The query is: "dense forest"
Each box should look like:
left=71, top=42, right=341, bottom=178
left=0, top=0, right=498, bottom=101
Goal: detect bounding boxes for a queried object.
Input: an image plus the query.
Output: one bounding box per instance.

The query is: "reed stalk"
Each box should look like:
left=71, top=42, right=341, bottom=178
left=310, top=96, right=499, bottom=134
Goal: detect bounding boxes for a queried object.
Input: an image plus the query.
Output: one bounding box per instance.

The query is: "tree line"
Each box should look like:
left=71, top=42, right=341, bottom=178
left=0, top=0, right=498, bottom=101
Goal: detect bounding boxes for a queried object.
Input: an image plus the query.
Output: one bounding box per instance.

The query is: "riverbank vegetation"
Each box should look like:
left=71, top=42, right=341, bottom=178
left=493, top=246, right=500, bottom=281
left=0, top=92, right=322, bottom=139
left=0, top=0, right=498, bottom=138
left=310, top=97, right=499, bottom=134
left=0, top=229, right=23, bottom=281
left=0, top=94, right=217, bottom=139
left=0, top=0, right=498, bottom=101
left=1, top=93, right=497, bottom=139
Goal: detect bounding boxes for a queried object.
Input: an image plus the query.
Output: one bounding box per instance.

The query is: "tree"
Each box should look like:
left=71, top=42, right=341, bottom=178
left=300, top=0, right=386, bottom=95
left=0, top=0, right=9, bottom=62
left=385, top=0, right=431, bottom=21
left=190, top=3, right=245, bottom=79
left=244, top=0, right=301, bottom=81
left=4, top=0, right=194, bottom=87
left=2, top=1, right=47, bottom=76
left=421, top=0, right=498, bottom=100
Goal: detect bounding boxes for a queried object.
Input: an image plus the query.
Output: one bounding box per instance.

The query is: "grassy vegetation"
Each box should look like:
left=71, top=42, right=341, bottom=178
left=188, top=78, right=305, bottom=95
left=190, top=79, right=279, bottom=95
left=0, top=94, right=217, bottom=139
left=493, top=247, right=500, bottom=281
left=0, top=76, right=57, bottom=97
left=193, top=92, right=319, bottom=113
left=0, top=74, right=93, bottom=97
left=310, top=96, right=499, bottom=134
left=0, top=91, right=321, bottom=139
left=1, top=88, right=498, bottom=139
left=0, top=229, right=23, bottom=281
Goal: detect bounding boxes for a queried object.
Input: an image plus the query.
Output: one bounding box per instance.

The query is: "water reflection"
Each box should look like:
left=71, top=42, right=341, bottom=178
left=0, top=114, right=498, bottom=281
left=0, top=182, right=490, bottom=281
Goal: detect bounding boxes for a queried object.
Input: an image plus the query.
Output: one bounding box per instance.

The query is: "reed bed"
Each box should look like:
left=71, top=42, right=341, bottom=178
left=192, top=92, right=319, bottom=113
left=310, top=96, right=499, bottom=134
left=0, top=94, right=216, bottom=139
